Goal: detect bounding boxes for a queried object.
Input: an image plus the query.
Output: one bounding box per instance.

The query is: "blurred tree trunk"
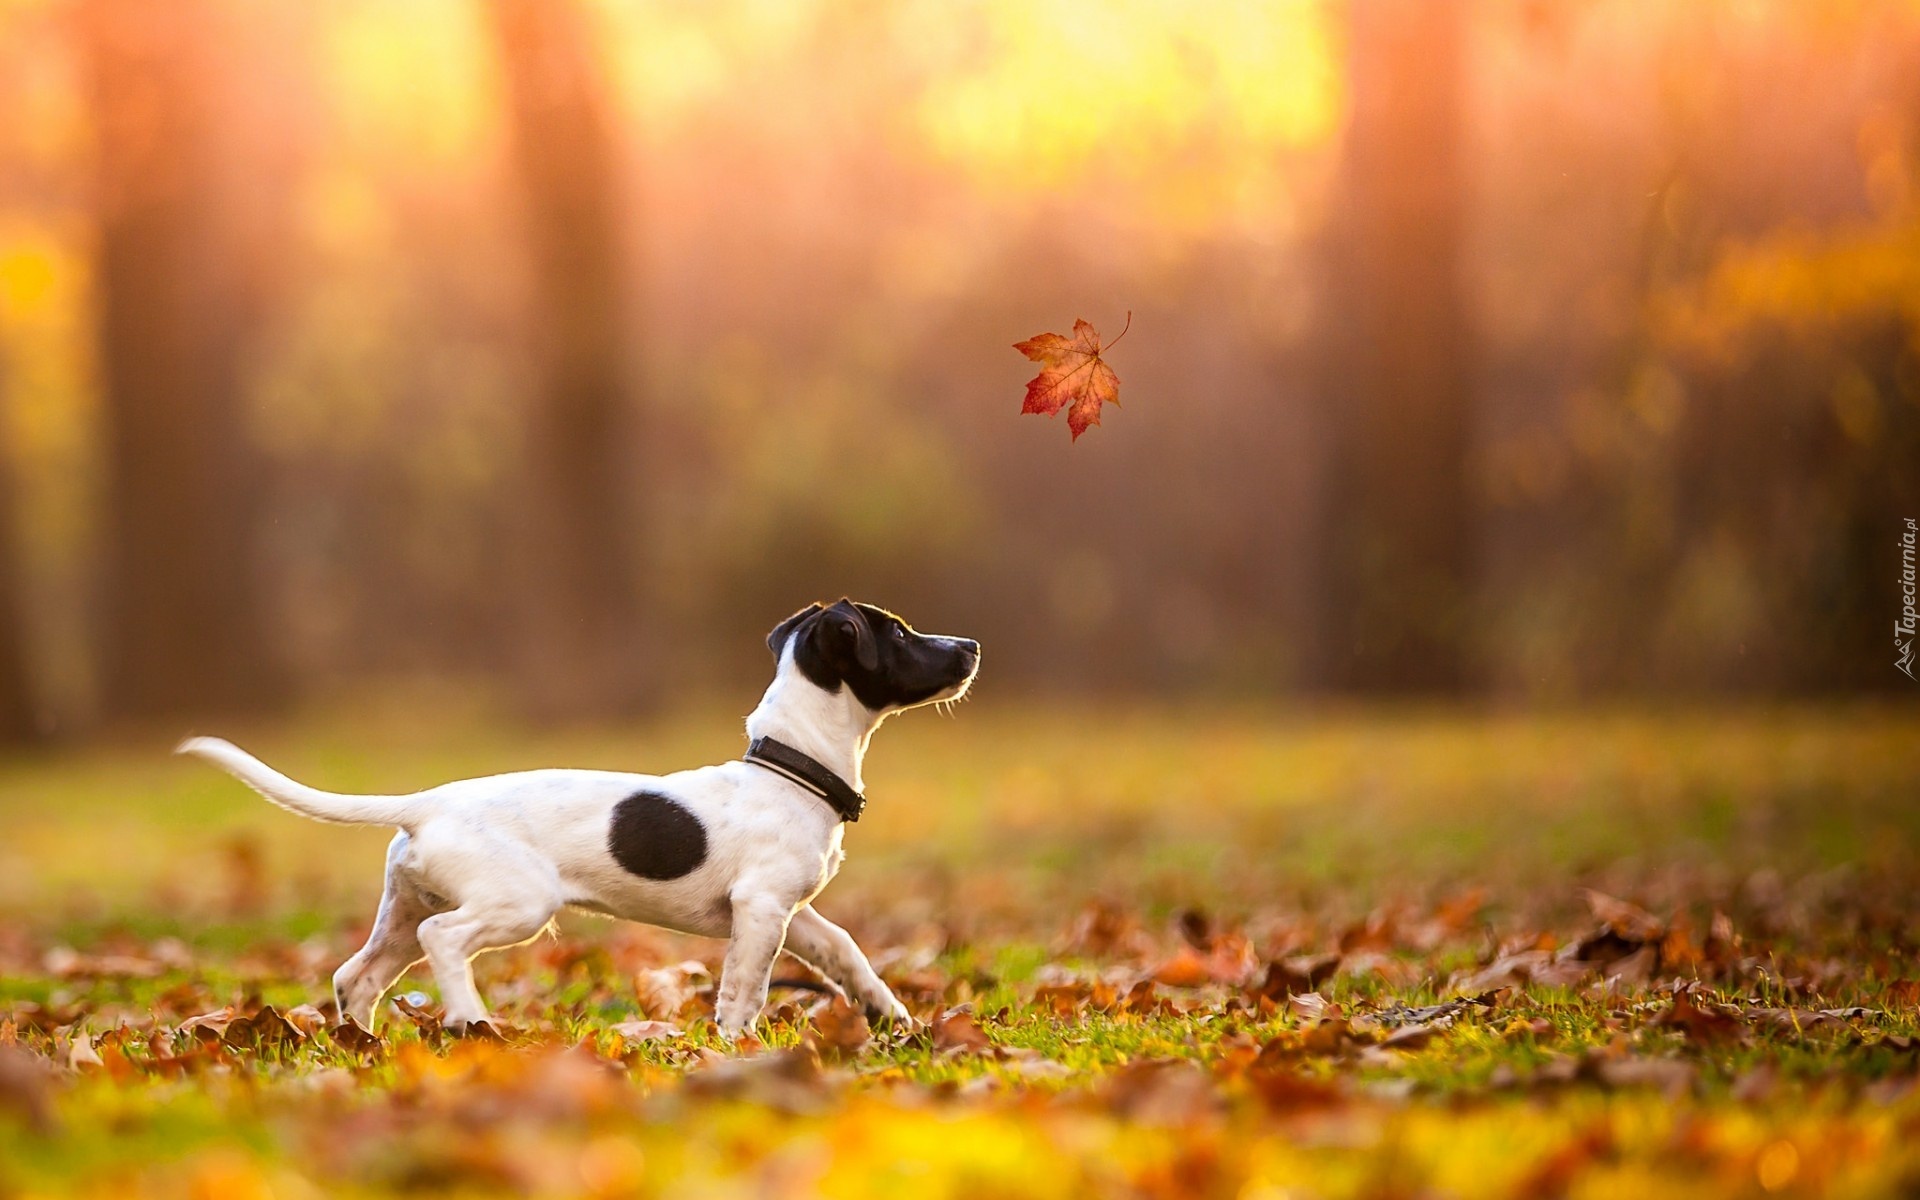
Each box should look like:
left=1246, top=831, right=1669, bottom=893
left=78, top=0, right=283, bottom=719
left=0, top=377, right=38, bottom=744
left=1315, top=0, right=1475, bottom=693
left=486, top=0, right=648, bottom=715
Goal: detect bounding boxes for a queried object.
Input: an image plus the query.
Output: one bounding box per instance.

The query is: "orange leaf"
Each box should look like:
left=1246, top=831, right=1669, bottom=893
left=930, top=1009, right=994, bottom=1054
left=1014, top=314, right=1128, bottom=441
left=803, top=998, right=871, bottom=1059
left=1151, top=946, right=1211, bottom=988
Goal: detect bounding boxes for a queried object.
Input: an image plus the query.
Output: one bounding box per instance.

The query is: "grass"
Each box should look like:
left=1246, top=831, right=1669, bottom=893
left=1, top=698, right=1918, bottom=1197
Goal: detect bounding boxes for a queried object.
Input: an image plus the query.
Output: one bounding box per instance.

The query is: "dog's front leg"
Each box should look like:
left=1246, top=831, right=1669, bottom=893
left=784, top=905, right=912, bottom=1027
left=714, top=893, right=795, bottom=1039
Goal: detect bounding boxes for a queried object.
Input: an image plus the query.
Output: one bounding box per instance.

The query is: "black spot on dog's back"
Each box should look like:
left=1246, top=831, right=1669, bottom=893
left=608, top=792, right=708, bottom=880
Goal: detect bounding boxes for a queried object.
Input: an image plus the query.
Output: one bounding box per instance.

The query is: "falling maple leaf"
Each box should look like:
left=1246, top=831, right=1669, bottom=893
left=1014, top=312, right=1129, bottom=440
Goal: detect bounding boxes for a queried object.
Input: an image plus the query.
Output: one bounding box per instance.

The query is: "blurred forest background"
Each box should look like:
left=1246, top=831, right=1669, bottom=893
left=0, top=0, right=1916, bottom=739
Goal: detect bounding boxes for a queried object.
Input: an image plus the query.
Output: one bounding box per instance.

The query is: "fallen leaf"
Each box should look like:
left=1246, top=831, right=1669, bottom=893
left=1584, top=1051, right=1696, bottom=1097
left=1003, top=1055, right=1074, bottom=1083
left=66, top=1032, right=103, bottom=1071
left=1152, top=947, right=1212, bottom=988
left=390, top=995, right=445, bottom=1046
left=803, top=998, right=871, bottom=1060
left=1062, top=900, right=1148, bottom=957
left=1100, top=1059, right=1216, bottom=1123
left=1244, top=1065, right=1345, bottom=1114
left=608, top=1019, right=681, bottom=1046
left=634, top=961, right=711, bottom=1021
left=223, top=1006, right=305, bottom=1052
left=284, top=1004, right=329, bottom=1038
left=177, top=1006, right=237, bottom=1044
left=1120, top=979, right=1168, bottom=1016
left=930, top=1009, right=994, bottom=1054
left=1656, top=987, right=1744, bottom=1045
left=1512, top=1122, right=1615, bottom=1199
left=685, top=1049, right=827, bottom=1114
left=328, top=1018, right=383, bottom=1057
left=1032, top=982, right=1092, bottom=1018
left=1380, top=1022, right=1445, bottom=1050
left=42, top=946, right=162, bottom=980
left=1254, top=954, right=1341, bottom=1000
left=1014, top=314, right=1128, bottom=441
left=1300, top=1017, right=1358, bottom=1056
left=0, top=1046, right=53, bottom=1131
left=1455, top=951, right=1591, bottom=994
left=1731, top=1064, right=1778, bottom=1102
left=1582, top=889, right=1666, bottom=942
left=1600, top=944, right=1657, bottom=986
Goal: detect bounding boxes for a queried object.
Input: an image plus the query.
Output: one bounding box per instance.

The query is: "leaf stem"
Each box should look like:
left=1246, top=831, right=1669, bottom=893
left=1103, top=310, right=1133, bottom=353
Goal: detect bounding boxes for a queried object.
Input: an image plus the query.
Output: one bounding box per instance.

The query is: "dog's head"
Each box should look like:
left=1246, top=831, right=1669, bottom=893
left=767, top=599, right=979, bottom=712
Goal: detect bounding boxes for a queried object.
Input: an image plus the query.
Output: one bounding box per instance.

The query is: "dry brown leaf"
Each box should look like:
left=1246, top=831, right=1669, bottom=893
left=1151, top=947, right=1212, bottom=988
left=1300, top=1017, right=1358, bottom=1056
left=1582, top=889, right=1666, bottom=942
left=223, top=1006, right=305, bottom=1052
left=1254, top=954, right=1340, bottom=1000
left=1601, top=944, right=1657, bottom=986
left=177, top=1006, right=238, bottom=1043
left=66, top=1032, right=103, bottom=1071
left=1061, top=900, right=1148, bottom=958
left=1244, top=1065, right=1344, bottom=1114
left=42, top=947, right=162, bottom=980
left=1099, top=1059, right=1216, bottom=1123
left=390, top=995, right=444, bottom=1045
left=328, top=1018, right=383, bottom=1057
left=930, top=1009, right=994, bottom=1054
left=685, top=1049, right=827, bottom=1113
left=634, top=961, right=711, bottom=1020
left=803, top=998, right=871, bottom=1060
left=1120, top=979, right=1168, bottom=1016
left=1033, top=982, right=1094, bottom=1018
left=283, top=1004, right=328, bottom=1038
left=0, top=1046, right=53, bottom=1131
left=1512, top=1122, right=1615, bottom=1199
left=1656, top=987, right=1744, bottom=1044
left=1381, top=1021, right=1448, bottom=1050
left=608, top=1019, right=681, bottom=1047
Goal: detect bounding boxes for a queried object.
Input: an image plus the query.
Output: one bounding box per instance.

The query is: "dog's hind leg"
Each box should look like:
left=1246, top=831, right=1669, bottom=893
left=415, top=891, right=558, bottom=1032
left=333, top=833, right=436, bottom=1030
left=783, top=904, right=911, bottom=1026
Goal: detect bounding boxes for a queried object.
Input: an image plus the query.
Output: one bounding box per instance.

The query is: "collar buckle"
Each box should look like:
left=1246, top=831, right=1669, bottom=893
left=743, top=737, right=866, bottom=823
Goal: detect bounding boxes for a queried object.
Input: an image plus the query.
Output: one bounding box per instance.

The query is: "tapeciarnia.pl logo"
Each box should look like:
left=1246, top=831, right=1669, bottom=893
left=1900, top=517, right=1917, bottom=681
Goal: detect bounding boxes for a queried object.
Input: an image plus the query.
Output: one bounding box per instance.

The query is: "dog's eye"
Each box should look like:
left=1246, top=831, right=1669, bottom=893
left=892, top=626, right=906, bottom=640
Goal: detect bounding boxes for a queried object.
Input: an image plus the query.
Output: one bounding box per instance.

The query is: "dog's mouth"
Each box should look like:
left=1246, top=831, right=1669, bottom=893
left=928, top=649, right=979, bottom=711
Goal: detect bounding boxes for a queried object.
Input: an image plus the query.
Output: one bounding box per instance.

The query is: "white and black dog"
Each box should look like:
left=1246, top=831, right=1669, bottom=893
left=178, top=600, right=979, bottom=1038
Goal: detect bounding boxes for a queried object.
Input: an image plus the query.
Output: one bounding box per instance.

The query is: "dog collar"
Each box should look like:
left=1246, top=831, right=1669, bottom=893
left=743, top=737, right=866, bottom=823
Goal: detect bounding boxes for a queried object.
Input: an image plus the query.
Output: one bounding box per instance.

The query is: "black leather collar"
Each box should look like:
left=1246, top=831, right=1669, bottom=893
left=743, top=737, right=866, bottom=823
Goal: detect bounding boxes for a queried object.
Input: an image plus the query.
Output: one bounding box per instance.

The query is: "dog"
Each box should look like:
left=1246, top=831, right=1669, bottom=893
left=178, top=599, right=979, bottom=1038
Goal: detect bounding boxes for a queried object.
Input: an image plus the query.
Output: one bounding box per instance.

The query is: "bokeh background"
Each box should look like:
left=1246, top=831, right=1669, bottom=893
left=0, top=0, right=1916, bottom=738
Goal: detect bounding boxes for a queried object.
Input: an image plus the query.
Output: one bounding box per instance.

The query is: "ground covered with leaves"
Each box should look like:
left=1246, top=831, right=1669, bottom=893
left=2, top=701, right=1918, bottom=1198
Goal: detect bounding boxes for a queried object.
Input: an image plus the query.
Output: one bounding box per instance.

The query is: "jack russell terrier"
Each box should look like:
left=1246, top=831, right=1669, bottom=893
left=179, top=599, right=980, bottom=1038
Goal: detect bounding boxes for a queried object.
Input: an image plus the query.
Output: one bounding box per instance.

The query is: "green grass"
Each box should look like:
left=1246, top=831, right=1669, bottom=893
left=2, top=699, right=1918, bottom=1197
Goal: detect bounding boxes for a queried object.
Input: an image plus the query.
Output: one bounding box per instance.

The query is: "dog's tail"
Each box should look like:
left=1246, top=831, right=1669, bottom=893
left=176, top=737, right=428, bottom=828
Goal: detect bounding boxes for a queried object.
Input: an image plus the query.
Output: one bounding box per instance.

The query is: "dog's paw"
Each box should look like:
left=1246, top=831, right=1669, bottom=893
left=864, top=1002, right=920, bottom=1035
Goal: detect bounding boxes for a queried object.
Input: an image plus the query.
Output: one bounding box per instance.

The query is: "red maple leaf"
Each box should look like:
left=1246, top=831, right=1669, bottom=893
left=1014, top=313, right=1129, bottom=441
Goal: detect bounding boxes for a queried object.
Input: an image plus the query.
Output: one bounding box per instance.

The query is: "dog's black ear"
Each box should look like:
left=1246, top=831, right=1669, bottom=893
left=820, top=598, right=879, bottom=672
left=767, top=603, right=825, bottom=659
